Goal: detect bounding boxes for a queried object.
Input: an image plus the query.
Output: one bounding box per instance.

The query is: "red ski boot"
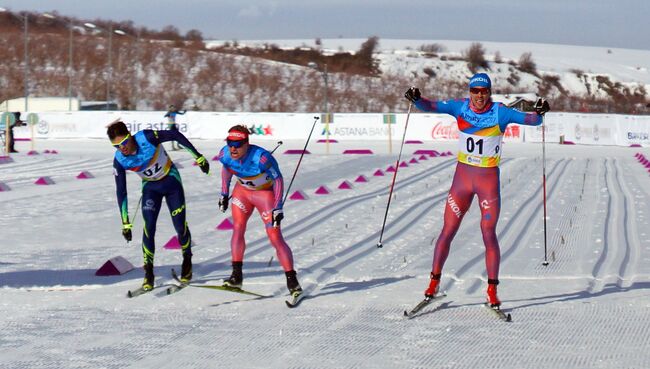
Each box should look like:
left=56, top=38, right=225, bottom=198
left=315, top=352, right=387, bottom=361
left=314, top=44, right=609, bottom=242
left=486, top=281, right=501, bottom=307
left=424, top=273, right=441, bottom=297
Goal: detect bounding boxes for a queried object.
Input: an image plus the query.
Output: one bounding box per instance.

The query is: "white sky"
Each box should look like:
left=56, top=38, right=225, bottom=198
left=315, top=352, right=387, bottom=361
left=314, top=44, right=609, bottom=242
left=2, top=0, right=650, bottom=50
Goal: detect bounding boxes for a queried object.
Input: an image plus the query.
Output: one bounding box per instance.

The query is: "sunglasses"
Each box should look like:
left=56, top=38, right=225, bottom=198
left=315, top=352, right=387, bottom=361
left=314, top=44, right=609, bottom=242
left=470, top=88, right=490, bottom=95
left=112, top=134, right=131, bottom=149
left=227, top=139, right=247, bottom=148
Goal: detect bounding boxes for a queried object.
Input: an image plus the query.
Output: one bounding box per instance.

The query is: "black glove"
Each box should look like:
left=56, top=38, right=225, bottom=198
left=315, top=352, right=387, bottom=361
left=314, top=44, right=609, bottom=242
left=404, top=87, right=421, bottom=103
left=122, top=223, right=133, bottom=242
left=534, top=98, right=550, bottom=116
left=272, top=209, right=284, bottom=227
left=196, top=155, right=210, bottom=174
left=219, top=194, right=229, bottom=213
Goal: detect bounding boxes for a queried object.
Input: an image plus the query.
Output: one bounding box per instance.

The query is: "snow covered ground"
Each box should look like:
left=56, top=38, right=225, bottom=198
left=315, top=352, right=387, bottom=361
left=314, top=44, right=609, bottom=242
left=1, top=137, right=650, bottom=368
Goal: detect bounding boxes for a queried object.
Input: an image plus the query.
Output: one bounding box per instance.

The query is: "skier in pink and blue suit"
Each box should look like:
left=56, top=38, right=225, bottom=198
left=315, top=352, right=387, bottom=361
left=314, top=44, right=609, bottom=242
left=217, top=125, right=302, bottom=297
left=404, top=73, right=550, bottom=306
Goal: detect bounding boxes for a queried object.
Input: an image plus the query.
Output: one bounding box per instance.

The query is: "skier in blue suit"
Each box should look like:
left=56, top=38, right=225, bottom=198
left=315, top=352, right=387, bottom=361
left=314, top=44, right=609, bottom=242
left=107, top=120, right=209, bottom=290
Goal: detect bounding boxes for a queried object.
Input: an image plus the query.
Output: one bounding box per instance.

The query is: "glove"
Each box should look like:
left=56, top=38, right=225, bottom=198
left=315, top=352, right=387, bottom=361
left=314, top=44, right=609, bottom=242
left=272, top=209, right=284, bottom=227
left=534, top=98, right=550, bottom=116
left=196, top=155, right=210, bottom=174
left=122, top=222, right=133, bottom=242
left=218, top=194, right=229, bottom=213
left=404, top=87, right=421, bottom=103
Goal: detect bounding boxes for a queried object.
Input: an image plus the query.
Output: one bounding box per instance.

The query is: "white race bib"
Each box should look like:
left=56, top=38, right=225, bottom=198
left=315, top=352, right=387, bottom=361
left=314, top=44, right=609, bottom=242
left=457, top=131, right=503, bottom=167
left=236, top=172, right=273, bottom=190
left=135, top=147, right=172, bottom=181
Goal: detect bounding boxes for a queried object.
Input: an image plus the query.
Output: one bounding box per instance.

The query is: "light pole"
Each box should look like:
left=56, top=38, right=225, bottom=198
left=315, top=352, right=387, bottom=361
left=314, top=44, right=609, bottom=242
left=42, top=13, right=75, bottom=111
left=84, top=22, right=125, bottom=110
left=308, top=62, right=330, bottom=153
left=0, top=8, right=29, bottom=112
left=112, top=28, right=140, bottom=110
left=308, top=62, right=329, bottom=114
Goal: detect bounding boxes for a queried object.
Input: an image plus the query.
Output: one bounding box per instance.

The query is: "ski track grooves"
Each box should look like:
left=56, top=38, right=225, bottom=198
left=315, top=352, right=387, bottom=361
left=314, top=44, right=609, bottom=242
left=590, top=158, right=638, bottom=291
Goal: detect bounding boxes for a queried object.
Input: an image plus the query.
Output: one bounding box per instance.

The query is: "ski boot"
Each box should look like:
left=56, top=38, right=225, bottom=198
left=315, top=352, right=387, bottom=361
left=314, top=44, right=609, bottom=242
left=486, top=279, right=501, bottom=307
left=286, top=270, right=302, bottom=295
left=180, top=252, right=192, bottom=283
left=223, top=261, right=243, bottom=288
left=142, top=263, right=155, bottom=291
left=424, top=273, right=441, bottom=298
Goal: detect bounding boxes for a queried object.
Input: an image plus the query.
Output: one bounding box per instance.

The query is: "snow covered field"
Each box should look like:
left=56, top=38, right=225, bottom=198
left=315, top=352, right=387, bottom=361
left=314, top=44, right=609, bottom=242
left=1, top=137, right=650, bottom=368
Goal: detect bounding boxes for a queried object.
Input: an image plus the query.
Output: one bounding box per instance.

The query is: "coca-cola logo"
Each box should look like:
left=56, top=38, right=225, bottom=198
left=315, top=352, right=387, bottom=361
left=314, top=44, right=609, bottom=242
left=431, top=122, right=458, bottom=140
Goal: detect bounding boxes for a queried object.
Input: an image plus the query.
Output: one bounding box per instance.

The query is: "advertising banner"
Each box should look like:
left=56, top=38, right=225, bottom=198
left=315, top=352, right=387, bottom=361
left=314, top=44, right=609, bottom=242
left=9, top=110, right=649, bottom=147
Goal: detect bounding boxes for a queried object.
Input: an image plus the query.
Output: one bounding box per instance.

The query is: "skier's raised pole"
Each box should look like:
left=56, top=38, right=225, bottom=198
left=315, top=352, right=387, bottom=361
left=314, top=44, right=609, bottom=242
left=270, top=141, right=283, bottom=154
left=377, top=103, right=413, bottom=248
left=282, top=117, right=319, bottom=204
left=541, top=116, right=549, bottom=266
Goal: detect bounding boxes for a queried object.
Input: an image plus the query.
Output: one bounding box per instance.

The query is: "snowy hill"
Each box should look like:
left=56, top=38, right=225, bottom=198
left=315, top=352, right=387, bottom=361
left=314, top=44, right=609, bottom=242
left=207, top=38, right=650, bottom=103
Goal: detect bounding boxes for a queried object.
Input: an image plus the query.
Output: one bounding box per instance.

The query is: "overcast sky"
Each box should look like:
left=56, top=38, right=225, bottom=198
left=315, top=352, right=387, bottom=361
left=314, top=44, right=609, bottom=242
left=2, top=0, right=648, bottom=50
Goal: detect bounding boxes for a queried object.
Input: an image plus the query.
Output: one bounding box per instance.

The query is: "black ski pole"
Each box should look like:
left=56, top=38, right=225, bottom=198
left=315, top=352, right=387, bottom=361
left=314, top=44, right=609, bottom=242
left=377, top=103, right=413, bottom=248
left=283, top=116, right=319, bottom=204
left=270, top=140, right=283, bottom=154
left=541, top=116, right=549, bottom=266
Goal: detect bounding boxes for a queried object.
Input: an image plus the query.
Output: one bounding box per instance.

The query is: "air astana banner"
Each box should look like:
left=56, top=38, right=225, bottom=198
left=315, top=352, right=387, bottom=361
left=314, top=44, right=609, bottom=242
left=12, top=110, right=650, bottom=146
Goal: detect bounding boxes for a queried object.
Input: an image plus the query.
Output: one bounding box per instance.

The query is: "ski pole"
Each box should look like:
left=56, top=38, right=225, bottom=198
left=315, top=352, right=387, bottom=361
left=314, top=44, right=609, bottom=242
left=282, top=116, right=319, bottom=204
left=270, top=140, right=283, bottom=154
left=541, top=116, right=549, bottom=266
left=377, top=103, right=413, bottom=248
left=126, top=195, right=142, bottom=246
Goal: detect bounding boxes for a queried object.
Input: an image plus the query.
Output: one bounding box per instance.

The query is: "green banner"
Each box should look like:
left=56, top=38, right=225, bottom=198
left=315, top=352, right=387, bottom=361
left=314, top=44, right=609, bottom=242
left=0, top=112, right=16, bottom=130
left=383, top=114, right=396, bottom=124
left=27, top=112, right=39, bottom=126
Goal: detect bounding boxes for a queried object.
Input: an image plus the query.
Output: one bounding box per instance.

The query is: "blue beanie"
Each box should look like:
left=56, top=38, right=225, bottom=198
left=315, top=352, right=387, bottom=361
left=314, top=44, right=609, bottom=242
left=469, top=73, right=491, bottom=89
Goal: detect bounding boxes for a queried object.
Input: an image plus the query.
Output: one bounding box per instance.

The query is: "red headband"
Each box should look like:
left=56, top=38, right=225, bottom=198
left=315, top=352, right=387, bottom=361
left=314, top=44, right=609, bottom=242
left=227, top=130, right=249, bottom=141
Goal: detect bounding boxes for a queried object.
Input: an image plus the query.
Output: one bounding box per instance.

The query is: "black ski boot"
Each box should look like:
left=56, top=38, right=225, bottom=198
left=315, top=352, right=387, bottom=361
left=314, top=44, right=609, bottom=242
left=142, top=263, right=155, bottom=291
left=223, top=261, right=243, bottom=288
left=180, top=252, right=192, bottom=283
left=286, top=270, right=302, bottom=295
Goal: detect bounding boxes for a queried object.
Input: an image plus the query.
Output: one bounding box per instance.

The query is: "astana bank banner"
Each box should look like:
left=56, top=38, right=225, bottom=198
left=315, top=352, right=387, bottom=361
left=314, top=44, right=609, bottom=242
left=12, top=110, right=650, bottom=147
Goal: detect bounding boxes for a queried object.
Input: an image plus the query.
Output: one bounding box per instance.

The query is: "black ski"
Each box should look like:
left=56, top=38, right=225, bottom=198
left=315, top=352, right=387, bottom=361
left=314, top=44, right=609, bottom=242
left=127, top=286, right=154, bottom=298
left=166, top=283, right=187, bottom=295
left=285, top=290, right=305, bottom=308
left=169, top=269, right=270, bottom=298
left=403, top=293, right=447, bottom=318
left=484, top=304, right=512, bottom=322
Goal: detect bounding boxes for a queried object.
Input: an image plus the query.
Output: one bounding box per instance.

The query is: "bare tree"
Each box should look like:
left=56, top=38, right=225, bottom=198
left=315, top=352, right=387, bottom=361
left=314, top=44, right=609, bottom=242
left=463, top=42, right=489, bottom=73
